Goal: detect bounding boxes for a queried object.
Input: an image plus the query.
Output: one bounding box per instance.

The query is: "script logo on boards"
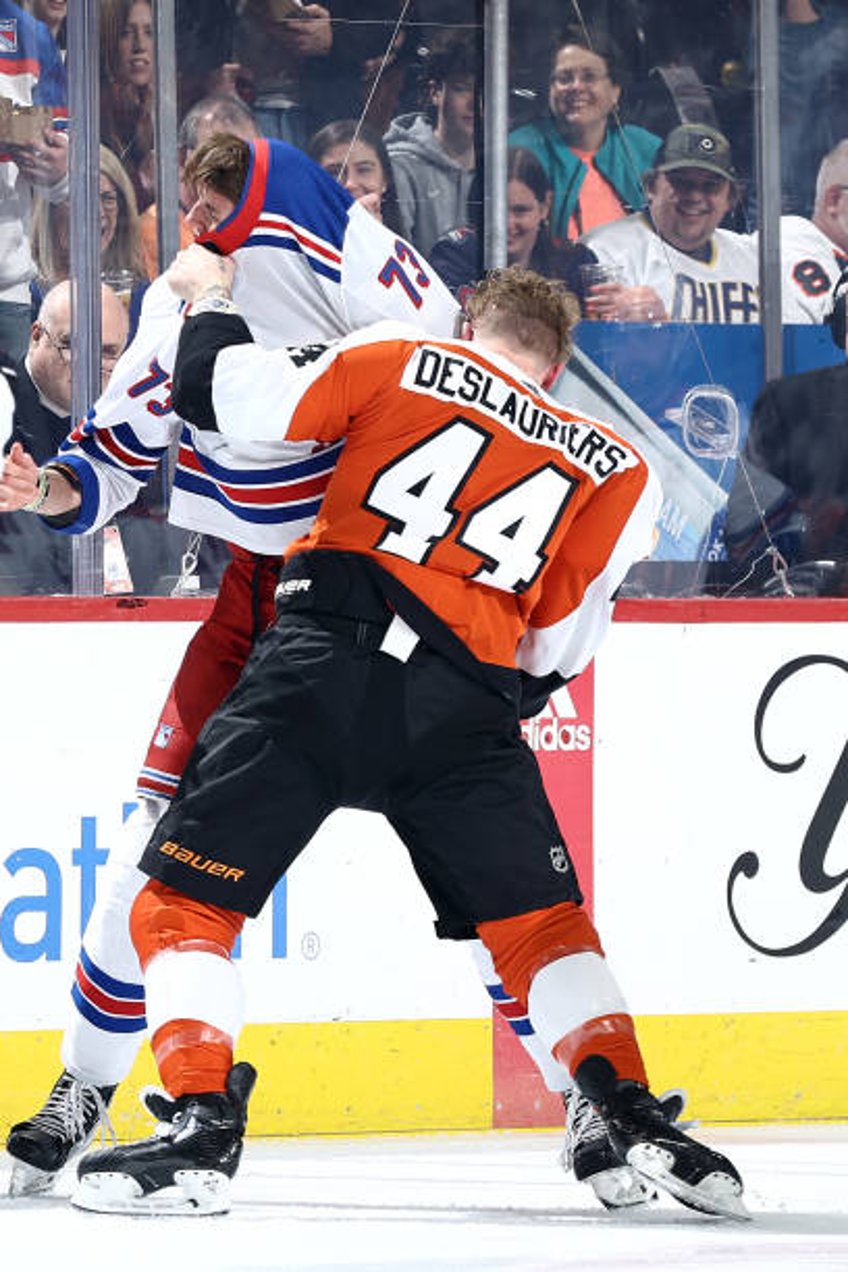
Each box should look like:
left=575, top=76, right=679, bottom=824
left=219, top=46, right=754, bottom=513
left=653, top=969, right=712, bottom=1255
left=521, top=683, right=592, bottom=753
left=726, top=653, right=848, bottom=958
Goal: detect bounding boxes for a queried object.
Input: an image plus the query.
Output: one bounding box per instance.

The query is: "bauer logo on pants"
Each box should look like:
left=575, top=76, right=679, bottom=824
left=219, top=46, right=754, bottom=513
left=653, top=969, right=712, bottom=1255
left=159, top=841, right=245, bottom=883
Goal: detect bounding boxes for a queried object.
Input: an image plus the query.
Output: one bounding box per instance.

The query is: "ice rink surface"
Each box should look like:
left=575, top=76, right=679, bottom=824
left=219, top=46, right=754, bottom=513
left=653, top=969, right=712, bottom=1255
left=3, top=1123, right=848, bottom=1271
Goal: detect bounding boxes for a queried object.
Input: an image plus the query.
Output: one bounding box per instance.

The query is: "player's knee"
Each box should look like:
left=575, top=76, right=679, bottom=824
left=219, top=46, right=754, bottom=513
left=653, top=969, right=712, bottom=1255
left=130, top=878, right=244, bottom=970
left=477, top=900, right=603, bottom=1007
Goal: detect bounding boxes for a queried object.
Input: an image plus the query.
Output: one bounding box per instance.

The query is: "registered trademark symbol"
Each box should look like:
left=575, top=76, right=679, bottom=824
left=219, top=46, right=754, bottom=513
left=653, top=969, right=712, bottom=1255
left=301, top=931, right=321, bottom=960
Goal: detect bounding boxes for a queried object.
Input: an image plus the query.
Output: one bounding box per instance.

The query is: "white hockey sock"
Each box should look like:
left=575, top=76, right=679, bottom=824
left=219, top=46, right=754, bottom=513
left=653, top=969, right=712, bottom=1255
left=526, top=951, right=629, bottom=1072
left=468, top=937, right=571, bottom=1093
left=145, top=947, right=244, bottom=1056
left=61, top=798, right=165, bottom=1087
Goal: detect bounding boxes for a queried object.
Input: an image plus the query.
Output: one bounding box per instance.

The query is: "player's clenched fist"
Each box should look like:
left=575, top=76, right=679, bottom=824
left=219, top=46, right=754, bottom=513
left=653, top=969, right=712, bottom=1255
left=165, top=243, right=236, bottom=304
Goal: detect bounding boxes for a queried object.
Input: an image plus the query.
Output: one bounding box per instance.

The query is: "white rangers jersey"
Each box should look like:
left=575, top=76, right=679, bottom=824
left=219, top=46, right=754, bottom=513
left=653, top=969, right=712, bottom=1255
left=49, top=138, right=460, bottom=555
left=582, top=212, right=760, bottom=324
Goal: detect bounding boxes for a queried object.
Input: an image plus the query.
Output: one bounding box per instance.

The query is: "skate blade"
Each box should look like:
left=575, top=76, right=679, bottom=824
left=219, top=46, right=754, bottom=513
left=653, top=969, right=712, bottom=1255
left=626, top=1143, right=750, bottom=1222
left=71, top=1169, right=231, bottom=1216
left=7, top=1159, right=59, bottom=1198
left=588, top=1165, right=658, bottom=1211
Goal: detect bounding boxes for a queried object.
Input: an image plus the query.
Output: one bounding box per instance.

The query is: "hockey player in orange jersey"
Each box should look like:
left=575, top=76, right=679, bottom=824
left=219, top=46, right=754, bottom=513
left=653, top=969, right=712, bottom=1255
left=3, top=133, right=665, bottom=1214
left=74, top=258, right=747, bottom=1221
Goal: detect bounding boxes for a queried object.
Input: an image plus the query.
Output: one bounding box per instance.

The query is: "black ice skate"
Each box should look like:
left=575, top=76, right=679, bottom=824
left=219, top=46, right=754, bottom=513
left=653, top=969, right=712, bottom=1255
left=561, top=1087, right=654, bottom=1208
left=6, top=1069, right=116, bottom=1197
left=72, top=1061, right=257, bottom=1216
left=561, top=1086, right=689, bottom=1210
left=575, top=1056, right=748, bottom=1221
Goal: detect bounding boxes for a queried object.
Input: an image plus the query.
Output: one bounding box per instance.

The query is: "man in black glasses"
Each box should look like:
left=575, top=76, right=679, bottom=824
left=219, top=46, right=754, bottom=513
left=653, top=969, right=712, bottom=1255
left=0, top=280, right=128, bottom=594
left=1, top=280, right=128, bottom=465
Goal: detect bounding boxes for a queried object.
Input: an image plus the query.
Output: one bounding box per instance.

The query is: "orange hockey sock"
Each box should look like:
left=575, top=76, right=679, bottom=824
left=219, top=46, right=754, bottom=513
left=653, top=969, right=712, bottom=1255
left=477, top=900, right=603, bottom=1007
left=131, top=878, right=245, bottom=969
left=151, top=1019, right=234, bottom=1097
left=478, top=901, right=647, bottom=1087
left=553, top=1012, right=647, bottom=1087
left=131, top=879, right=246, bottom=1097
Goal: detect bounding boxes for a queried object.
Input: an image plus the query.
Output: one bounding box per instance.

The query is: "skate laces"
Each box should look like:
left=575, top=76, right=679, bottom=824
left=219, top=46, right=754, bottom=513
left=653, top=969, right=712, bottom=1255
left=562, top=1087, right=691, bottom=1171
left=30, top=1073, right=116, bottom=1149
left=561, top=1088, right=608, bottom=1171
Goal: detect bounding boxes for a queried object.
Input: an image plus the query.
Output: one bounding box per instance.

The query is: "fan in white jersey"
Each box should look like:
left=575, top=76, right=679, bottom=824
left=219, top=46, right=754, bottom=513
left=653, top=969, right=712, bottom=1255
left=764, top=140, right=848, bottom=323
left=580, top=123, right=759, bottom=325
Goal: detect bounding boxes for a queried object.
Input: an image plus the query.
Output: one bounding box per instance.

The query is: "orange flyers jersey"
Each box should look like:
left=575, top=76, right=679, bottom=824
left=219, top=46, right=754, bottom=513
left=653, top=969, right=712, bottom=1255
left=210, top=321, right=662, bottom=675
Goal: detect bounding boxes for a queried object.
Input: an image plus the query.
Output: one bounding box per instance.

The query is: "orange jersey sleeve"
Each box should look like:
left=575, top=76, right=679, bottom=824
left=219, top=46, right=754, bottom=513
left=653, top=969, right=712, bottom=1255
left=210, top=324, right=661, bottom=671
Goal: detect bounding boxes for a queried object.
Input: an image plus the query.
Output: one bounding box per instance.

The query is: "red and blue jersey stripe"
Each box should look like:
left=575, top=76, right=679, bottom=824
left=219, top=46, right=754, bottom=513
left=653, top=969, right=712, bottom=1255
left=71, top=946, right=146, bottom=1035
left=173, top=431, right=343, bottom=526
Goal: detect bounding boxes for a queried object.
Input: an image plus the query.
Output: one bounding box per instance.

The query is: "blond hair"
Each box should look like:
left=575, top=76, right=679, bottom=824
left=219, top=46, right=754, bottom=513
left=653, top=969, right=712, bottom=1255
left=31, top=145, right=144, bottom=287
left=465, top=266, right=580, bottom=366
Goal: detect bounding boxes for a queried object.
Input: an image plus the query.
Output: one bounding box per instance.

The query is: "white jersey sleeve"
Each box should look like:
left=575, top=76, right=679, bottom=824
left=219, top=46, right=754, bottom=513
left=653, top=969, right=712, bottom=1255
left=776, top=215, right=846, bottom=323
left=518, top=463, right=662, bottom=678
left=52, top=276, right=184, bottom=533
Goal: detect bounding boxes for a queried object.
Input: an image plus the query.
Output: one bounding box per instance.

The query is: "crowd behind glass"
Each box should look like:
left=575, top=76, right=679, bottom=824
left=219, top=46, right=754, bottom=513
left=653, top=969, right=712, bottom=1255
left=2, top=0, right=847, bottom=599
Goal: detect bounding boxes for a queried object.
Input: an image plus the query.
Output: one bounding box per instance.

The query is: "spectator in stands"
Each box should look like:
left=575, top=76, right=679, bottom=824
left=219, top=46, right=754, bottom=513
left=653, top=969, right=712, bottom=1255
left=508, top=24, right=661, bottom=244
left=307, top=118, right=405, bottom=235
left=24, top=0, right=66, bottom=55
left=31, top=145, right=147, bottom=336
left=229, top=0, right=335, bottom=150
left=228, top=2, right=419, bottom=142
left=2, top=281, right=128, bottom=461
left=323, top=0, right=416, bottom=135
left=175, top=0, right=244, bottom=120
left=769, top=138, right=848, bottom=322
left=100, top=0, right=156, bottom=213
left=723, top=274, right=848, bottom=592
left=384, top=27, right=477, bottom=256
left=774, top=0, right=848, bottom=218
left=0, top=0, right=68, bottom=360
left=1, top=276, right=202, bottom=595
left=0, top=281, right=128, bottom=594
left=138, top=95, right=260, bottom=280
left=429, top=146, right=594, bottom=303
left=580, top=123, right=759, bottom=324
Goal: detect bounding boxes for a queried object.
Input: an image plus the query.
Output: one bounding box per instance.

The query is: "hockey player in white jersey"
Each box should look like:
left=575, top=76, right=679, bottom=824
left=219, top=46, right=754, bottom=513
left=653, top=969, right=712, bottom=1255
left=0, top=133, right=656, bottom=1211
left=580, top=124, right=759, bottom=325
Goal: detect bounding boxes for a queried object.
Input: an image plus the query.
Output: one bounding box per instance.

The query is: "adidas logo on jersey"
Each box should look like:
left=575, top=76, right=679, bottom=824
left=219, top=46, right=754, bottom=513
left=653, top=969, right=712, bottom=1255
left=521, top=684, right=592, bottom=753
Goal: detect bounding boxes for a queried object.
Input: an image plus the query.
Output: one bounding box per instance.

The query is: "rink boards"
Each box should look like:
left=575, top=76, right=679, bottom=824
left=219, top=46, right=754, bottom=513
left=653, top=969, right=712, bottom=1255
left=0, top=596, right=846, bottom=1138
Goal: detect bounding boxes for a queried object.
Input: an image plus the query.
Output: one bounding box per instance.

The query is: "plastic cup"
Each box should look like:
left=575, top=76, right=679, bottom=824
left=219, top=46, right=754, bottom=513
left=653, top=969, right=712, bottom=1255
left=579, top=263, right=625, bottom=321
left=102, top=269, right=134, bottom=311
